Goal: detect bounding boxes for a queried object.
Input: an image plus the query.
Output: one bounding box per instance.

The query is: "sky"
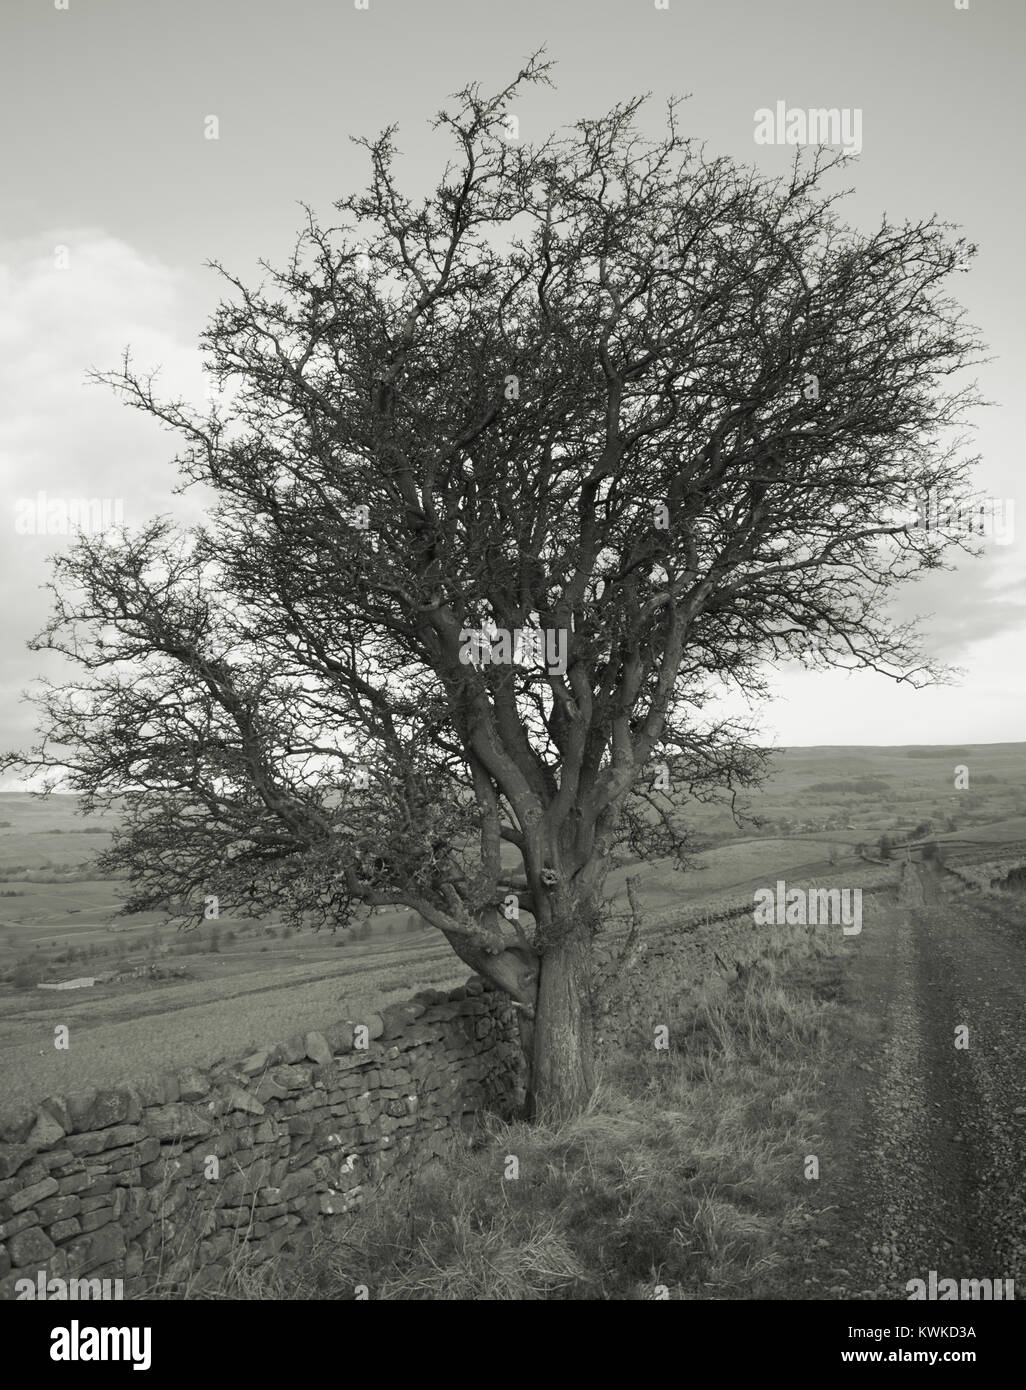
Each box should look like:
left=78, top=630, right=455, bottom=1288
left=1, top=0, right=1023, bottom=780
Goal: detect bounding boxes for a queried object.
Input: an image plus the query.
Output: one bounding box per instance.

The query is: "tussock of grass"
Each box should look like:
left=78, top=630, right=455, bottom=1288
left=214, top=923, right=844, bottom=1301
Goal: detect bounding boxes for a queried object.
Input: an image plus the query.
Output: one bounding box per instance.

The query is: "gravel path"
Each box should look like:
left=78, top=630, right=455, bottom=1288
left=790, top=862, right=1025, bottom=1299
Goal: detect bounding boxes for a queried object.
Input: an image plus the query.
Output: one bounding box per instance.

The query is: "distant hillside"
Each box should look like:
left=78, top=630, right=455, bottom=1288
left=2, top=741, right=1023, bottom=862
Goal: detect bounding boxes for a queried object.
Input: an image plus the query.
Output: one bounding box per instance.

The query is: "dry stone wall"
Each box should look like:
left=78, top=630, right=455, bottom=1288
left=0, top=863, right=901, bottom=1299
left=592, top=866, right=899, bottom=1053
left=0, top=978, right=525, bottom=1298
left=592, top=902, right=765, bottom=1054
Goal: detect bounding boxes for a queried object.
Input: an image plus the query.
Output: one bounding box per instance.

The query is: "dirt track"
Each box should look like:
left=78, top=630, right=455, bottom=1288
left=788, top=863, right=1026, bottom=1298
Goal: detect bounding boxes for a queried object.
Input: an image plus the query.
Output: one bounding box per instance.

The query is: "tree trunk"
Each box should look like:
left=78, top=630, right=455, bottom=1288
left=529, top=925, right=595, bottom=1122
left=441, top=930, right=539, bottom=1001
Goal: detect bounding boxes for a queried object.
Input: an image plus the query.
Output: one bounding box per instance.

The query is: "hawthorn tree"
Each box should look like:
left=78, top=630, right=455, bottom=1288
left=8, top=56, right=984, bottom=1118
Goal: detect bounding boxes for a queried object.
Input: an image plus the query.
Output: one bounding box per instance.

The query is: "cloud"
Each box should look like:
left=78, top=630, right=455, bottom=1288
left=1, top=230, right=1022, bottom=776
left=0, top=230, right=209, bottom=767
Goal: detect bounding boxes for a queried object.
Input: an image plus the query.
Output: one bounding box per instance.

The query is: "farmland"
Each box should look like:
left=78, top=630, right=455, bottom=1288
left=1, top=741, right=1023, bottom=1113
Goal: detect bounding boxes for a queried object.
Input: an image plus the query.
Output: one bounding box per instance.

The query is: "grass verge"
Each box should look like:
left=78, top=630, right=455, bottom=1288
left=209, top=920, right=850, bottom=1300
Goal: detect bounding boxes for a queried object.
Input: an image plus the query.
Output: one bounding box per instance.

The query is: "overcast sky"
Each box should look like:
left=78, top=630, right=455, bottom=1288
left=1, top=0, right=1023, bottom=779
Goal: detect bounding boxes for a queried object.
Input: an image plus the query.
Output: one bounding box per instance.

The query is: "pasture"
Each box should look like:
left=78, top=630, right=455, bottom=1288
left=1, top=741, right=1023, bottom=1113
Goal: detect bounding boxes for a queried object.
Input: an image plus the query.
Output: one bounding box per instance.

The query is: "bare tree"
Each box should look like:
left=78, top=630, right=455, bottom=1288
left=7, top=55, right=985, bottom=1118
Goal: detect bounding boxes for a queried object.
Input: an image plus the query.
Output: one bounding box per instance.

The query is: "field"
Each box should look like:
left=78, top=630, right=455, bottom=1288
left=723, top=742, right=1026, bottom=843
left=1, top=741, right=1024, bottom=1115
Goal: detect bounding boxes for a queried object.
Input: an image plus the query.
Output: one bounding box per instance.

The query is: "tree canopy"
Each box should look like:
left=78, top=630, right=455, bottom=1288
left=8, top=55, right=985, bottom=1115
